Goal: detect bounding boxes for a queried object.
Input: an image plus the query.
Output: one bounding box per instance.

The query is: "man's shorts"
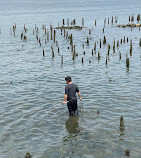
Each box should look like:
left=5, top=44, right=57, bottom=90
left=67, top=99, right=78, bottom=116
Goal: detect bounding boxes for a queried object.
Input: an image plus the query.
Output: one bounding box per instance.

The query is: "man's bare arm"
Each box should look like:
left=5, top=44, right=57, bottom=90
left=63, top=94, right=67, bottom=104
left=77, top=91, right=82, bottom=101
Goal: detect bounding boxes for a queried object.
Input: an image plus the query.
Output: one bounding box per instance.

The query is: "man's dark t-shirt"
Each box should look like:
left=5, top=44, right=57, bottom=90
left=65, top=83, right=79, bottom=101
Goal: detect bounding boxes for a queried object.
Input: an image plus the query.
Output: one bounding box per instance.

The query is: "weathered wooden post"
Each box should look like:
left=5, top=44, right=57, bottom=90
left=123, top=36, right=125, bottom=43
left=113, top=38, right=115, bottom=53
left=103, top=36, right=106, bottom=45
left=108, top=17, right=109, bottom=24
left=82, top=57, right=84, bottom=64
left=125, top=149, right=130, bottom=156
left=117, top=40, right=119, bottom=47
left=70, top=34, right=73, bottom=45
left=89, top=29, right=91, bottom=35
left=130, top=39, right=132, bottom=56
left=87, top=37, right=89, bottom=45
left=120, top=115, right=125, bottom=131
left=119, top=51, right=121, bottom=60
left=64, top=28, right=65, bottom=37
left=126, top=57, right=129, bottom=69
left=139, top=38, right=141, bottom=47
left=98, top=51, right=100, bottom=61
left=43, top=48, right=45, bottom=56
left=92, top=49, right=93, bottom=56
left=129, top=16, right=130, bottom=22
left=112, top=16, right=113, bottom=24
left=94, top=42, right=96, bottom=51
left=131, top=15, right=134, bottom=22
left=108, top=44, right=110, bottom=55
left=106, top=56, right=107, bottom=66
left=100, top=38, right=101, bottom=48
left=47, top=29, right=49, bottom=41
left=67, top=18, right=69, bottom=26
left=137, top=14, right=140, bottom=21
left=54, top=30, right=56, bottom=43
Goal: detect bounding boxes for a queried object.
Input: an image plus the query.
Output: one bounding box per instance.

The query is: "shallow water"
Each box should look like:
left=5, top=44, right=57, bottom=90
left=0, top=0, right=141, bottom=157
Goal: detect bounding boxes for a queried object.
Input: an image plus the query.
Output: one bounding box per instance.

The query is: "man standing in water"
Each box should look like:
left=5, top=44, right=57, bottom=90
left=63, top=76, right=82, bottom=116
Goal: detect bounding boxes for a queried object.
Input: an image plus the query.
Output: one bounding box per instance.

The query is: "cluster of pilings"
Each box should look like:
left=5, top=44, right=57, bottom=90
left=9, top=14, right=140, bottom=69
left=129, top=14, right=141, bottom=22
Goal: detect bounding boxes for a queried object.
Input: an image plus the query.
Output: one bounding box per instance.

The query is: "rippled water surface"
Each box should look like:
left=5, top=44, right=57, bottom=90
left=0, top=0, right=141, bottom=157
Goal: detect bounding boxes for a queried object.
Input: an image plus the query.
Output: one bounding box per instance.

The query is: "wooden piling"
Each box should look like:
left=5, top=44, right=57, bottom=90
left=89, top=29, right=91, bottom=35
left=67, top=19, right=69, bottom=26
left=94, top=42, right=96, bottom=51
left=87, top=37, right=89, bottom=45
left=54, top=30, right=56, bottom=42
left=103, top=36, right=106, bottom=45
left=43, top=48, right=45, bottom=56
left=126, top=57, right=129, bottom=68
left=139, top=38, right=141, bottom=47
left=120, top=115, right=125, bottom=130
left=125, top=149, right=130, bottom=156
left=117, top=40, right=119, bottom=48
left=112, top=16, right=113, bottom=24
left=98, top=51, right=100, bottom=61
left=21, top=31, right=23, bottom=39
left=119, top=51, right=121, bottom=60
left=131, top=15, right=134, bottom=22
left=137, top=14, right=140, bottom=21
left=82, top=57, right=84, bottom=64
left=64, top=28, right=65, bottom=37
left=129, top=16, right=130, bottom=22
left=106, top=56, right=107, bottom=65
left=108, top=44, right=110, bottom=55
left=47, top=29, right=49, bottom=41
left=130, top=39, right=132, bottom=56
left=100, top=38, right=101, bottom=48
left=70, top=34, right=73, bottom=45
left=121, top=39, right=122, bottom=44
left=52, top=50, right=54, bottom=58
left=113, top=38, right=115, bottom=53
left=95, top=20, right=96, bottom=26
left=123, top=36, right=125, bottom=43
left=74, top=45, right=75, bottom=53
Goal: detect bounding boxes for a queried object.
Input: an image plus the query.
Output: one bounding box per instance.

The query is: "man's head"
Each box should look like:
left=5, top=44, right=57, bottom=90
left=65, top=76, right=72, bottom=84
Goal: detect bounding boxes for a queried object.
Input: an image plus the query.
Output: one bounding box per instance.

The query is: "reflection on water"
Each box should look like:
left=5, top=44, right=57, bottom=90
left=65, top=116, right=80, bottom=134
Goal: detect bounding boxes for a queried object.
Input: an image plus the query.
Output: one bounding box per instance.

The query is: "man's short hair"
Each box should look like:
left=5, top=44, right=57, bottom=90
left=65, top=76, right=72, bottom=82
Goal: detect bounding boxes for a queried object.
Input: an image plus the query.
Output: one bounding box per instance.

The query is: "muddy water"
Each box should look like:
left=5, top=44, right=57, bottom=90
left=0, top=0, right=141, bottom=157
